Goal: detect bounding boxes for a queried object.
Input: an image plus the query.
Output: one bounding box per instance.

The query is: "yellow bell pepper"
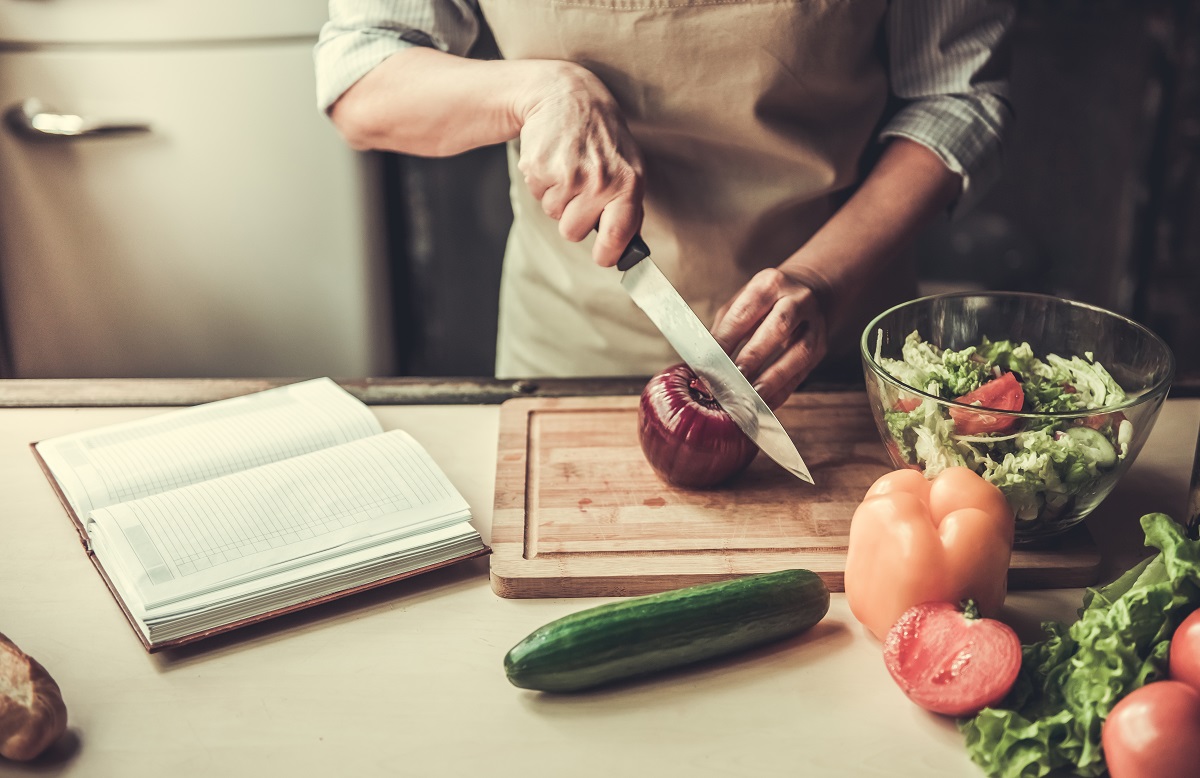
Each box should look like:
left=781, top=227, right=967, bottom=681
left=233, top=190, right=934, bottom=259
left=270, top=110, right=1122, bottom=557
left=844, top=467, right=1015, bottom=641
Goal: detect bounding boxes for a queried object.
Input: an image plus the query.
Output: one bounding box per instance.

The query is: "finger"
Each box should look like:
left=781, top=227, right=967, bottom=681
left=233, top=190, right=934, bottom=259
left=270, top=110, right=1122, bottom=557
left=559, top=194, right=604, bottom=243
left=710, top=289, right=774, bottom=356
left=518, top=150, right=555, bottom=202
left=735, top=301, right=808, bottom=380
left=523, top=173, right=551, bottom=203
left=757, top=384, right=796, bottom=413
left=753, top=328, right=826, bottom=410
left=593, top=197, right=641, bottom=267
left=757, top=352, right=812, bottom=408
left=540, top=184, right=574, bottom=221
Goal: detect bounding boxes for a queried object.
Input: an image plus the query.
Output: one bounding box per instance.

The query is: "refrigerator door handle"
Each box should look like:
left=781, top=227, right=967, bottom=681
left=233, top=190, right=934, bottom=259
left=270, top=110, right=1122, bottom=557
left=5, top=98, right=151, bottom=139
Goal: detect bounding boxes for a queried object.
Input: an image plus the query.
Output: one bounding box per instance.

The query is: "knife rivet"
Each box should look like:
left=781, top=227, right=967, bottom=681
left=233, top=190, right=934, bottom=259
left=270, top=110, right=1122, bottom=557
left=512, top=380, right=539, bottom=395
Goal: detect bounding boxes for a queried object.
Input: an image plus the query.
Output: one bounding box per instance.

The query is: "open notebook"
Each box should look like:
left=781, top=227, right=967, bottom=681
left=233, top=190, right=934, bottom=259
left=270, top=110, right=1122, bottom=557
left=32, top=378, right=489, bottom=651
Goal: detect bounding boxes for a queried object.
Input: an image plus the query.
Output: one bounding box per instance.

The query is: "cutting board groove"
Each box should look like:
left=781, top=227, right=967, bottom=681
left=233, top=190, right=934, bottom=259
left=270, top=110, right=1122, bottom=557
left=490, top=393, right=1101, bottom=598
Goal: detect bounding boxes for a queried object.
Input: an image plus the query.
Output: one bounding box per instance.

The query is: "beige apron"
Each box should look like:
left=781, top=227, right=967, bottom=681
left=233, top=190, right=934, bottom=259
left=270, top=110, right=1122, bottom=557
left=478, top=0, right=898, bottom=379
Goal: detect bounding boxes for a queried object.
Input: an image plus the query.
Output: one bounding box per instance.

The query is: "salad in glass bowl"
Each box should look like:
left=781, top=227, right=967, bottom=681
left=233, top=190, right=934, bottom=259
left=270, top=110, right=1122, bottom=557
left=861, top=293, right=1174, bottom=542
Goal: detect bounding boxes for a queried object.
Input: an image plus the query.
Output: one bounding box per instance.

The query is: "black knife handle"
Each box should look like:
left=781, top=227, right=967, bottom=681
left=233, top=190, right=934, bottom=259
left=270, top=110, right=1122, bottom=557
left=616, top=233, right=651, bottom=272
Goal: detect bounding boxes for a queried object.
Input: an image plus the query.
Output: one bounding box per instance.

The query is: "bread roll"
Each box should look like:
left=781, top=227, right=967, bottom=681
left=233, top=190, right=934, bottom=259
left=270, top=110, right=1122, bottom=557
left=0, top=632, right=67, bottom=761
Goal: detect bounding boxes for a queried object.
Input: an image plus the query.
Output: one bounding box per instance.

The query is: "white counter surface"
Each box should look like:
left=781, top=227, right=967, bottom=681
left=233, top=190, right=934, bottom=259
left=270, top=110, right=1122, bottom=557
left=1, top=395, right=1197, bottom=778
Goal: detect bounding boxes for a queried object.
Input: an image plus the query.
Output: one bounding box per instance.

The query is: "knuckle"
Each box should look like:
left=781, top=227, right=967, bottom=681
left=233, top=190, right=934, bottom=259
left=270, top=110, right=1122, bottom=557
left=590, top=164, right=613, bottom=192
left=772, top=307, right=792, bottom=334
left=542, top=196, right=563, bottom=218
left=517, top=156, right=544, bottom=181
left=559, top=219, right=588, bottom=242
left=620, top=165, right=644, bottom=196
left=754, top=268, right=786, bottom=293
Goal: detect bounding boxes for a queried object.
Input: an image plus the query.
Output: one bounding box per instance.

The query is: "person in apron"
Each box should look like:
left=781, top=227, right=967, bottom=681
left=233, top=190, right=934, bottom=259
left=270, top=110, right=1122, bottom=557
left=317, top=1, right=1013, bottom=408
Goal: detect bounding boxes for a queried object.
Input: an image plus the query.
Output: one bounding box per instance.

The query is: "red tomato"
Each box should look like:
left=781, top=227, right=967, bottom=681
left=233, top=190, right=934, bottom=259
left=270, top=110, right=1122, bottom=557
left=1102, top=680, right=1200, bottom=778
left=893, top=397, right=921, bottom=413
left=882, top=601, right=1021, bottom=717
left=1170, top=608, right=1200, bottom=691
left=949, top=373, right=1025, bottom=435
left=1082, top=410, right=1128, bottom=431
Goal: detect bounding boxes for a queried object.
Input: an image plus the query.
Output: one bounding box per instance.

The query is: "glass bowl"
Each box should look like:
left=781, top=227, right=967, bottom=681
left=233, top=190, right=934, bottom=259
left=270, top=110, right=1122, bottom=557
left=860, top=292, right=1175, bottom=544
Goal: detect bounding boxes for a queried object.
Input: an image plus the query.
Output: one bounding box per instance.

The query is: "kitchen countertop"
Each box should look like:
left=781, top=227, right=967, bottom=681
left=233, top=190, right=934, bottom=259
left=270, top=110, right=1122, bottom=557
left=1, top=379, right=1197, bottom=778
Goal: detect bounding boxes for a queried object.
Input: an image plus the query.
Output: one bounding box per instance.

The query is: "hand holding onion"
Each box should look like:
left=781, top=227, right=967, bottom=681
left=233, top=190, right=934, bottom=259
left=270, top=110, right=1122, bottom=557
left=638, top=363, right=758, bottom=488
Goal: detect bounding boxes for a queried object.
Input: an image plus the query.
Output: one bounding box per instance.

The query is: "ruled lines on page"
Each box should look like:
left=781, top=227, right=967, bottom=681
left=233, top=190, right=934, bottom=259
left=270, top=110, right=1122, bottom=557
left=36, top=378, right=382, bottom=518
left=86, top=430, right=472, bottom=608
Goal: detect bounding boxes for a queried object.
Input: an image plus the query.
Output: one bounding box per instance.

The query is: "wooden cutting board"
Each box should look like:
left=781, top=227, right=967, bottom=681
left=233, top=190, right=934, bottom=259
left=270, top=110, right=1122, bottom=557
left=490, top=392, right=1101, bottom=598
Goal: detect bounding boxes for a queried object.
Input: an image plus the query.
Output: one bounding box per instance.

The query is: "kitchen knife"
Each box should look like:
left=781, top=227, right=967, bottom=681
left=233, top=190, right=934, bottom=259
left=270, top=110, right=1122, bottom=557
left=617, top=234, right=814, bottom=484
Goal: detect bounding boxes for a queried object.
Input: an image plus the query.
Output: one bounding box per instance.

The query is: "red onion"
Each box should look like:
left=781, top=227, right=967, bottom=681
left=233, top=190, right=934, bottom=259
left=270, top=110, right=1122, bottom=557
left=637, top=363, right=759, bottom=488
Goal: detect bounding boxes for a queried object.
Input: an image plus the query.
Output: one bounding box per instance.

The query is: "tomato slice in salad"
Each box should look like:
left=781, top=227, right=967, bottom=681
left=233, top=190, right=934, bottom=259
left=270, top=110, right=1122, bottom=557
left=949, top=372, right=1025, bottom=435
left=1082, top=410, right=1127, bottom=432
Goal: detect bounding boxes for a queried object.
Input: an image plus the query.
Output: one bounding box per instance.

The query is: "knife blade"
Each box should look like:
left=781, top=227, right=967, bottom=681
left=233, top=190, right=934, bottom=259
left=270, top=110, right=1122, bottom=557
left=616, top=234, right=814, bottom=484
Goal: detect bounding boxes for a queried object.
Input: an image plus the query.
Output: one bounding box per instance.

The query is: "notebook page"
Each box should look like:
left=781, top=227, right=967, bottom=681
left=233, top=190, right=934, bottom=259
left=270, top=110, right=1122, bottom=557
left=85, top=430, right=472, bottom=611
left=36, top=378, right=382, bottom=519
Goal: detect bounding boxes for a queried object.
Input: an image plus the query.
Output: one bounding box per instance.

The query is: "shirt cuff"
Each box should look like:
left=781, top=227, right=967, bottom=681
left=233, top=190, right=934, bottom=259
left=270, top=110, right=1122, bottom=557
left=879, top=93, right=1012, bottom=218
left=314, top=27, right=425, bottom=114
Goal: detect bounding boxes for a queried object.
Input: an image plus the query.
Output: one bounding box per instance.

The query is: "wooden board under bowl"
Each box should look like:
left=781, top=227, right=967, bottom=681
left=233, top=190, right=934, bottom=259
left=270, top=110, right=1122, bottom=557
left=489, top=393, right=1101, bottom=598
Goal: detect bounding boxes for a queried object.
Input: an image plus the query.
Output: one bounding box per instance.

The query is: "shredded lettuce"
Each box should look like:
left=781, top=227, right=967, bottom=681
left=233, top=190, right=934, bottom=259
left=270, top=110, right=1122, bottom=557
left=875, top=331, right=1130, bottom=531
left=878, top=331, right=993, bottom=398
left=977, top=339, right=1038, bottom=376
left=959, top=514, right=1200, bottom=777
left=1039, top=354, right=1126, bottom=410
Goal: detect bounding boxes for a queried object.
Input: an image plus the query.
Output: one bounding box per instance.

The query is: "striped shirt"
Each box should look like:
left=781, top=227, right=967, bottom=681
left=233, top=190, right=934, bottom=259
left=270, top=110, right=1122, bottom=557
left=315, top=0, right=1014, bottom=215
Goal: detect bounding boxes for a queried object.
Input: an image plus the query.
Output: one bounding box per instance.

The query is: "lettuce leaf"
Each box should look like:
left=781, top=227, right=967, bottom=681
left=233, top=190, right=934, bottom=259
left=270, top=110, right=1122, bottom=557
left=959, top=514, right=1200, bottom=777
left=1037, top=354, right=1127, bottom=411
left=977, top=339, right=1038, bottom=376
left=877, top=331, right=992, bottom=398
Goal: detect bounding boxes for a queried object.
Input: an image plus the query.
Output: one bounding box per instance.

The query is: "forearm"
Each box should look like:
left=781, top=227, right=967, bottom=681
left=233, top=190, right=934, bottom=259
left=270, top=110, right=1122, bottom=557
left=781, top=138, right=962, bottom=332
left=329, top=44, right=642, bottom=264
left=328, top=47, right=563, bottom=158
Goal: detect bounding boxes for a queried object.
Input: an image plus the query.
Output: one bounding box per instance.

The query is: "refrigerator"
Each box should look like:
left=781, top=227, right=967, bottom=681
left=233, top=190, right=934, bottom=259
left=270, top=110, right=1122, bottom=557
left=0, top=0, right=394, bottom=378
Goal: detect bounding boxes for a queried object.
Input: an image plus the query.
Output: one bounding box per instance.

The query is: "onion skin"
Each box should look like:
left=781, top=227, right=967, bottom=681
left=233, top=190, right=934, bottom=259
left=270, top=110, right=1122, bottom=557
left=638, top=363, right=758, bottom=488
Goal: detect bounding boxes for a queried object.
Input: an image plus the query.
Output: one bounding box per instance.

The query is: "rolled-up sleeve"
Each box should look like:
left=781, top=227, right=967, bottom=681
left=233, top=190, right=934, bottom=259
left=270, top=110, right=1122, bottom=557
left=881, top=0, right=1016, bottom=216
left=315, top=0, right=482, bottom=113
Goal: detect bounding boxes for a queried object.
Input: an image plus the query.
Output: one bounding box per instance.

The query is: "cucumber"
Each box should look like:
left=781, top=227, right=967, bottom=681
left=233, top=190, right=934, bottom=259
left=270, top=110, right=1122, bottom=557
left=503, top=569, right=830, bottom=693
left=1066, top=426, right=1118, bottom=468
